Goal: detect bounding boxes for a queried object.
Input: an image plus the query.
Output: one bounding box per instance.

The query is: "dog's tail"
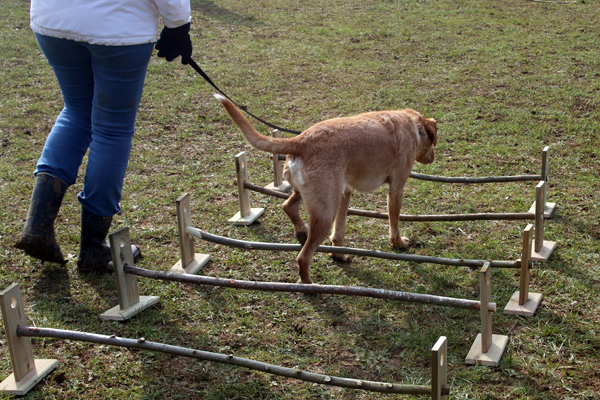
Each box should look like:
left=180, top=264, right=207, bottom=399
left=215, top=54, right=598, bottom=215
left=214, top=94, right=301, bottom=155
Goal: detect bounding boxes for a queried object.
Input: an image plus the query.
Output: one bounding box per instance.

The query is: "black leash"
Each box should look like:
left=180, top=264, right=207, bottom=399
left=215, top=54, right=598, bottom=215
left=187, top=58, right=301, bottom=135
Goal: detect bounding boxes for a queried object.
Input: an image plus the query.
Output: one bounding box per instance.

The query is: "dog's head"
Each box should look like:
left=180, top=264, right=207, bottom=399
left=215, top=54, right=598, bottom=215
left=416, top=117, right=437, bottom=165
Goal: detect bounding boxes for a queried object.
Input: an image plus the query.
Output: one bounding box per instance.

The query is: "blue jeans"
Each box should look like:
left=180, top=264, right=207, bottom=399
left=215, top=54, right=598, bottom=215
left=34, top=34, right=154, bottom=216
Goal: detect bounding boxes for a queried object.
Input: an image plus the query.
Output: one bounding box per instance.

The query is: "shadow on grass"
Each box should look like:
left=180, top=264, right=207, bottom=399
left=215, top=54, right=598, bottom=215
left=32, top=262, right=71, bottom=299
left=191, top=0, right=262, bottom=26
left=554, top=213, right=600, bottom=242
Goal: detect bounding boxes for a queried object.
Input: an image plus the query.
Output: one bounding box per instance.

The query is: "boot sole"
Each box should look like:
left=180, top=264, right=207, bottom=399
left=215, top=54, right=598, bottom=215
left=15, top=236, right=65, bottom=264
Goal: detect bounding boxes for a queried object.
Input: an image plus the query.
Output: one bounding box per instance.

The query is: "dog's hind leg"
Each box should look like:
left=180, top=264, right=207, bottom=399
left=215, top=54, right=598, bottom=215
left=296, top=211, right=337, bottom=284
left=282, top=190, right=308, bottom=245
left=387, top=179, right=411, bottom=249
left=295, top=184, right=342, bottom=284
left=330, top=187, right=353, bottom=263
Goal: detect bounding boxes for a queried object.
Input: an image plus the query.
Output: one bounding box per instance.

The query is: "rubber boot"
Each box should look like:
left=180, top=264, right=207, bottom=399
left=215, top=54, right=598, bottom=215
left=15, top=173, right=68, bottom=264
left=77, top=207, right=141, bottom=273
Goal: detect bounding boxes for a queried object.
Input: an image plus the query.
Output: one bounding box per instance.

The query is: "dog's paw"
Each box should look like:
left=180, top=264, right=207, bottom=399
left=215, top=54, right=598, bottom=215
left=295, top=230, right=308, bottom=246
left=391, top=236, right=411, bottom=249
left=331, top=253, right=351, bottom=264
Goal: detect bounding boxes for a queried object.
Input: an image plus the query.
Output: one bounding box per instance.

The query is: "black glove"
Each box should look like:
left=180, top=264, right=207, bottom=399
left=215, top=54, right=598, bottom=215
left=155, top=22, right=193, bottom=65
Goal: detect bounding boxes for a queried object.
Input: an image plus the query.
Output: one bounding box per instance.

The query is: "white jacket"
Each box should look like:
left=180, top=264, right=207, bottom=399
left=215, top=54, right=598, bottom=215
left=30, top=0, right=191, bottom=46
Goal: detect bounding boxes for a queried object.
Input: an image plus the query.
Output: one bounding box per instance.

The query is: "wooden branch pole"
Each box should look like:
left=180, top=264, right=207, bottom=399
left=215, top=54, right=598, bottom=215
left=431, top=336, right=449, bottom=400
left=171, top=193, right=210, bottom=274
left=94, top=224, right=498, bottom=319
left=229, top=151, right=265, bottom=225
left=528, top=146, right=556, bottom=218
left=410, top=172, right=541, bottom=183
left=244, top=181, right=536, bottom=222
left=100, top=227, right=159, bottom=321
left=125, top=264, right=495, bottom=312
left=238, top=147, right=553, bottom=226
left=504, top=224, right=543, bottom=316
left=15, top=326, right=450, bottom=397
left=465, top=263, right=508, bottom=366
left=0, top=283, right=57, bottom=395
left=188, top=226, right=520, bottom=269
left=531, top=181, right=557, bottom=262
left=265, top=130, right=291, bottom=192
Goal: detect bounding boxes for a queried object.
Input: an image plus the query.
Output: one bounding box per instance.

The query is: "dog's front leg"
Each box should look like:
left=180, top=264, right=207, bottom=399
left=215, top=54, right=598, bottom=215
left=330, top=188, right=353, bottom=263
left=387, top=184, right=410, bottom=249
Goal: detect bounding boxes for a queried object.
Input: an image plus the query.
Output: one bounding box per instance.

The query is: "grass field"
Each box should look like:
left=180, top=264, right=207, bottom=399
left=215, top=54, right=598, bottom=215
left=1, top=0, right=599, bottom=399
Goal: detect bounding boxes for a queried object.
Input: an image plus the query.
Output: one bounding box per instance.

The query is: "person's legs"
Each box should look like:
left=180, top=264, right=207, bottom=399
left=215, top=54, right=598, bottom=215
left=78, top=42, right=153, bottom=217
left=17, top=35, right=152, bottom=270
left=34, top=34, right=94, bottom=185
left=16, top=35, right=94, bottom=263
left=76, top=42, right=153, bottom=272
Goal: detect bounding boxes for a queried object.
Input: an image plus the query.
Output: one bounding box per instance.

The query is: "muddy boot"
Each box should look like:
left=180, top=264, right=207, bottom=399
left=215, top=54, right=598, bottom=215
left=15, top=173, right=68, bottom=264
left=77, top=207, right=141, bottom=274
left=76, top=207, right=114, bottom=273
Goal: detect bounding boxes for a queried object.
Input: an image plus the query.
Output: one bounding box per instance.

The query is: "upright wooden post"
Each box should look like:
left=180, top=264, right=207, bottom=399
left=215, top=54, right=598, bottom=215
left=229, top=151, right=265, bottom=225
left=0, top=283, right=57, bottom=395
left=171, top=193, right=210, bottom=274
left=100, top=228, right=159, bottom=321
left=431, top=336, right=449, bottom=400
left=531, top=181, right=557, bottom=261
left=529, top=146, right=556, bottom=218
left=465, top=263, right=508, bottom=366
left=265, top=130, right=291, bottom=192
left=529, top=146, right=556, bottom=219
left=479, top=264, right=493, bottom=354
left=504, top=224, right=544, bottom=316
left=520, top=225, right=533, bottom=305
left=541, top=146, right=550, bottom=204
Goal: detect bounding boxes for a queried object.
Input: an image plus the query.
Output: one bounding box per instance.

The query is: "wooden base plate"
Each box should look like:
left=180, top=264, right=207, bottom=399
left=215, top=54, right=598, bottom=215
left=229, top=208, right=265, bottom=225
left=531, top=240, right=557, bottom=262
left=528, top=201, right=556, bottom=219
left=170, top=253, right=210, bottom=275
left=465, top=334, right=509, bottom=367
left=0, top=359, right=58, bottom=395
left=100, top=295, right=160, bottom=321
left=265, top=181, right=291, bottom=193
left=504, top=291, right=543, bottom=317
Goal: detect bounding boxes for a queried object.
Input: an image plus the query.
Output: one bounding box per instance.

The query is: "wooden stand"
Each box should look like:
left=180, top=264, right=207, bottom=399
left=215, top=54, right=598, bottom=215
left=465, top=263, right=509, bottom=366
left=531, top=181, right=557, bottom=262
left=101, top=228, right=160, bottom=321
left=0, top=284, right=57, bottom=395
left=528, top=147, right=556, bottom=218
left=229, top=152, right=265, bottom=225
left=504, top=224, right=544, bottom=316
left=431, top=336, right=449, bottom=400
left=171, top=193, right=210, bottom=274
left=265, top=130, right=291, bottom=193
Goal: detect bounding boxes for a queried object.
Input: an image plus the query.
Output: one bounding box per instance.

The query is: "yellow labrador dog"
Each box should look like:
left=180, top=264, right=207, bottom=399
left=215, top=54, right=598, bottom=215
left=215, top=94, right=437, bottom=284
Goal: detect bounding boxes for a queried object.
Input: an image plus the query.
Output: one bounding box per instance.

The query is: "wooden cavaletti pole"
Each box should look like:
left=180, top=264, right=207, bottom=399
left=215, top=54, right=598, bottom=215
left=15, top=325, right=450, bottom=397
left=187, top=226, right=520, bottom=269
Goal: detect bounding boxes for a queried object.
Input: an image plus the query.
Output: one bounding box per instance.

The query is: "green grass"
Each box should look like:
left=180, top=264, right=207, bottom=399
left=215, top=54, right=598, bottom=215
left=1, top=0, right=600, bottom=398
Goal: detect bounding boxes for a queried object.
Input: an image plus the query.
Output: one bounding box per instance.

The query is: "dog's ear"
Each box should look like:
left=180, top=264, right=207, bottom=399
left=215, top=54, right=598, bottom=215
left=422, top=118, right=437, bottom=146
